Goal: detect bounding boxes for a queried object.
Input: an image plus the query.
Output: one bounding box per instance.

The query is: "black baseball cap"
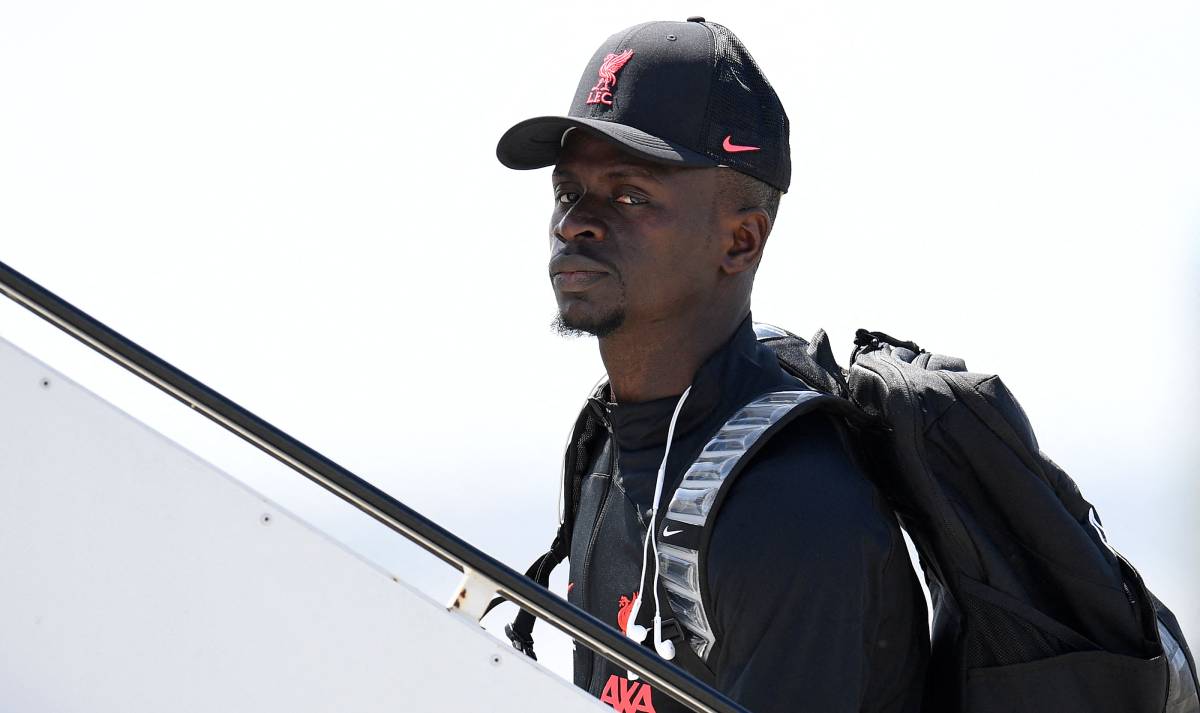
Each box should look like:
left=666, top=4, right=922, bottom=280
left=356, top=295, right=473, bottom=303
left=496, top=18, right=791, bottom=193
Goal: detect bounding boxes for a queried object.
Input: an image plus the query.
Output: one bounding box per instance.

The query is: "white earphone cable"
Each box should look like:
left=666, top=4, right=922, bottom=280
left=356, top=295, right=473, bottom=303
left=643, top=386, right=691, bottom=657
left=625, top=385, right=692, bottom=669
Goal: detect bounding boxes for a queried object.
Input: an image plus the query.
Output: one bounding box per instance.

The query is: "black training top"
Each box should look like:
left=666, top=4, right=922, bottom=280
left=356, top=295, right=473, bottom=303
left=566, top=315, right=929, bottom=713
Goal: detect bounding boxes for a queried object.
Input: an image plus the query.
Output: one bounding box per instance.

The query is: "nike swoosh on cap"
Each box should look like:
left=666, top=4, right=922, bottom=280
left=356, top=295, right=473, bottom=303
left=722, top=135, right=761, bottom=153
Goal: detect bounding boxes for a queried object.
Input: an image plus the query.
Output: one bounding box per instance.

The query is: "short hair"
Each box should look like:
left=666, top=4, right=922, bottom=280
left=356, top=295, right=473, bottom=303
left=717, top=168, right=783, bottom=227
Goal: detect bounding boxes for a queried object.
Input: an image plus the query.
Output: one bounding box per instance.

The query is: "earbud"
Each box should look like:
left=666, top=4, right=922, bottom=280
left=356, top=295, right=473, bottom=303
left=653, top=616, right=676, bottom=660
left=626, top=599, right=648, bottom=642
left=627, top=623, right=648, bottom=642
left=655, top=637, right=676, bottom=660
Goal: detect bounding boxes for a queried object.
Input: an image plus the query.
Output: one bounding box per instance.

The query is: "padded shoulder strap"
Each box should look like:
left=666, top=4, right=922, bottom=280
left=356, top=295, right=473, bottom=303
left=755, top=322, right=850, bottom=398
left=655, top=389, right=842, bottom=661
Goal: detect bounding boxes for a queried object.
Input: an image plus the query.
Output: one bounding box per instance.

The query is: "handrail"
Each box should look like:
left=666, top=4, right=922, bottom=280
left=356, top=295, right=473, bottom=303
left=0, top=260, right=749, bottom=713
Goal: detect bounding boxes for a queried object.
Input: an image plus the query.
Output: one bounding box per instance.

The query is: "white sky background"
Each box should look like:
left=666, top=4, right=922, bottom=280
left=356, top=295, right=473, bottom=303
left=2, top=0, right=1197, bottom=686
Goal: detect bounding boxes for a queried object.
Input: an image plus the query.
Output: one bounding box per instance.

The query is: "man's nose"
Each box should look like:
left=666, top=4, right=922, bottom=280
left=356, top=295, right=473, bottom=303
left=551, top=197, right=607, bottom=244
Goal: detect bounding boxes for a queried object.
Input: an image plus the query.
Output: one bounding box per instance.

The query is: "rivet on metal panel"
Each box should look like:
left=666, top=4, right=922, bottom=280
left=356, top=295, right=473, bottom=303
left=260, top=513, right=273, bottom=525
left=490, top=653, right=502, bottom=666
left=39, top=377, right=51, bottom=389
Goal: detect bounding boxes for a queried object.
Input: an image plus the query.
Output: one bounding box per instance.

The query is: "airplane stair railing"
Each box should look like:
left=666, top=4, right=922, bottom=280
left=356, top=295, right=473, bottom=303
left=0, top=259, right=749, bottom=713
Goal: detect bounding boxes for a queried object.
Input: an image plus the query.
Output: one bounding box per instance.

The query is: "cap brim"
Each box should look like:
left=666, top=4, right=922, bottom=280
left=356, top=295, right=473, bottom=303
left=496, top=116, right=717, bottom=170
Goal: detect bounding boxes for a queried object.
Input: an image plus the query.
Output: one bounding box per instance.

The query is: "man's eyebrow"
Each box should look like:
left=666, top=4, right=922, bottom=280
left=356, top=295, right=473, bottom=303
left=552, top=164, right=666, bottom=183
left=608, top=165, right=663, bottom=182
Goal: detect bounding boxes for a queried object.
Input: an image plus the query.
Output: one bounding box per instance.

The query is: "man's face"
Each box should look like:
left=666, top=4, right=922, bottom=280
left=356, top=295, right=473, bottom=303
left=548, top=132, right=724, bottom=338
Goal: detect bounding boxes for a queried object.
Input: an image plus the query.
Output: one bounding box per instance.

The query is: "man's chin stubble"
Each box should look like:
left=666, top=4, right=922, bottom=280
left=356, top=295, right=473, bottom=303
left=550, top=309, right=626, bottom=339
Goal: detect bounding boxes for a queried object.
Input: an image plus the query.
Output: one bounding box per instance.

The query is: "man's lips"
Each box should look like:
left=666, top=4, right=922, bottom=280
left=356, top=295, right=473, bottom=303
left=549, top=256, right=611, bottom=292
left=552, top=270, right=609, bottom=292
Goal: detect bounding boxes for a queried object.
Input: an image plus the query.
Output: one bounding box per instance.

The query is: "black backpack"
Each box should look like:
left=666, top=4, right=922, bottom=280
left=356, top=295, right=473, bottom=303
left=502, top=325, right=1199, bottom=713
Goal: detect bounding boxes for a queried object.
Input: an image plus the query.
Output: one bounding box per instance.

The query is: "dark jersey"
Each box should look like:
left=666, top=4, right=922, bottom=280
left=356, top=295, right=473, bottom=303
left=566, top=316, right=928, bottom=713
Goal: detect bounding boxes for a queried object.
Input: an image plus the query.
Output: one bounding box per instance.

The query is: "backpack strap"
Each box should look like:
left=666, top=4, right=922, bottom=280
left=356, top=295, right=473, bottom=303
left=753, top=322, right=850, bottom=398
left=497, top=525, right=569, bottom=659
left=487, top=381, right=609, bottom=660
left=654, top=388, right=848, bottom=661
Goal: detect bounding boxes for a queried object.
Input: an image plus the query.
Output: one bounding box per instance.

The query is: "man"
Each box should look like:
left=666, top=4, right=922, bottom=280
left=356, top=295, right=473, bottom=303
left=496, top=18, right=928, bottom=713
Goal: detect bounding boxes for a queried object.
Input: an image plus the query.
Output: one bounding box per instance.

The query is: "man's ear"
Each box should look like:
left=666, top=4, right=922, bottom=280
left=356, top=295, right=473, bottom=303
left=720, top=208, right=771, bottom=276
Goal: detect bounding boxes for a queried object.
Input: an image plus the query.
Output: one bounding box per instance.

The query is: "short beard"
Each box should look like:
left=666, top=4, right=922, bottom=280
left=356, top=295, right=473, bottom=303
left=551, top=308, right=625, bottom=339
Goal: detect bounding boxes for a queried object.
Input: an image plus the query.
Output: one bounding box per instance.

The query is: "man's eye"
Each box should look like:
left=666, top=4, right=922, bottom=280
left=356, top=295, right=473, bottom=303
left=556, top=192, right=580, bottom=205
left=615, top=193, right=647, bottom=205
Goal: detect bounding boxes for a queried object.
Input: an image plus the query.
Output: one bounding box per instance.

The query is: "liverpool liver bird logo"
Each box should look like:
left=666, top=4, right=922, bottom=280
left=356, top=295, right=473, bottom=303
left=616, top=591, right=639, bottom=635
left=586, top=49, right=634, bottom=106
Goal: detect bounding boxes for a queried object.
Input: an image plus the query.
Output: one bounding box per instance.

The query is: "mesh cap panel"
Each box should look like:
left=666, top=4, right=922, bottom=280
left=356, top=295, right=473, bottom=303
left=703, top=23, right=791, bottom=192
